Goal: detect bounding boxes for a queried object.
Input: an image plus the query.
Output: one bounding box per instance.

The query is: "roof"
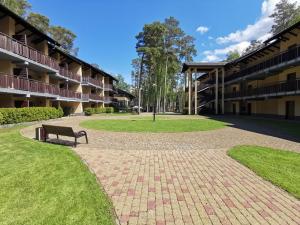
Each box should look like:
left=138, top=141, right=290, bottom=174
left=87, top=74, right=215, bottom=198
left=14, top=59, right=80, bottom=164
left=0, top=4, right=59, bottom=45
left=182, top=62, right=227, bottom=73
left=116, top=88, right=135, bottom=99
left=264, top=20, right=300, bottom=43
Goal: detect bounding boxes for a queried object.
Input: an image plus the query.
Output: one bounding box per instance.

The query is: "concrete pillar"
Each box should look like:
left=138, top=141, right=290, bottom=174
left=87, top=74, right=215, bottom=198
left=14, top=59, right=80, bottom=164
left=194, top=74, right=198, bottom=115
left=215, top=69, right=219, bottom=115
left=222, top=68, right=225, bottom=114
left=188, top=71, right=192, bottom=115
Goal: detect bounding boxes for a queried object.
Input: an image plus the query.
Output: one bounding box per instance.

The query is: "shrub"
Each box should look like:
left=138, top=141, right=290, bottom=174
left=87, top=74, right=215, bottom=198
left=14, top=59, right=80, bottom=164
left=84, top=107, right=115, bottom=116
left=84, top=108, right=94, bottom=116
left=0, top=107, right=64, bottom=125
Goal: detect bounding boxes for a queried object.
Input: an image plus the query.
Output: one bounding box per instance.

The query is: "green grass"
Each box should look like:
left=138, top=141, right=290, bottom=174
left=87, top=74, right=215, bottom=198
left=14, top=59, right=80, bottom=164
left=80, top=117, right=228, bottom=133
left=0, top=127, right=115, bottom=225
left=228, top=146, right=300, bottom=199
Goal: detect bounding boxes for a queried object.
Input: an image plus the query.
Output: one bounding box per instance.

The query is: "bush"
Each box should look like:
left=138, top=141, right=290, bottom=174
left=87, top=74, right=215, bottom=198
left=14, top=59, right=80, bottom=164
left=84, top=108, right=95, bottom=116
left=0, top=107, right=64, bottom=125
left=84, top=107, right=114, bottom=116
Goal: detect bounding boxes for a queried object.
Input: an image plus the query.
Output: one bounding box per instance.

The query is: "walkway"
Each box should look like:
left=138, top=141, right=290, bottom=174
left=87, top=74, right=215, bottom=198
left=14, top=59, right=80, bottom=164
left=21, top=115, right=300, bottom=225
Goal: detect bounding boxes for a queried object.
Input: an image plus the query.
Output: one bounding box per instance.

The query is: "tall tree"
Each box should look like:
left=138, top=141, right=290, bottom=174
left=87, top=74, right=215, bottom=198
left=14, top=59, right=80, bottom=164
left=27, top=13, right=50, bottom=33
left=0, top=0, right=31, bottom=17
left=134, top=17, right=196, bottom=113
left=270, top=0, right=300, bottom=34
left=49, top=26, right=77, bottom=54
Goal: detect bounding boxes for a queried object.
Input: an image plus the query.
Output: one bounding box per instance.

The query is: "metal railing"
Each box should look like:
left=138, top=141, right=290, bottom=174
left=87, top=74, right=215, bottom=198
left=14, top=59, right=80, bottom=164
left=89, top=94, right=103, bottom=101
left=59, top=68, right=81, bottom=82
left=0, top=32, right=59, bottom=70
left=225, top=80, right=300, bottom=99
left=0, top=74, right=81, bottom=99
left=82, top=77, right=103, bottom=88
left=225, top=45, right=300, bottom=82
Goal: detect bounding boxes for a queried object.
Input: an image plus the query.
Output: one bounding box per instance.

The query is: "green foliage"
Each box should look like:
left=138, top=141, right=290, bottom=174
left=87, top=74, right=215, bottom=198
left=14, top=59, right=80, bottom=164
left=27, top=12, right=50, bottom=33
left=0, top=0, right=31, bottom=17
left=0, top=127, right=115, bottom=224
left=49, top=26, right=77, bottom=53
left=115, top=74, right=130, bottom=92
left=228, top=145, right=300, bottom=199
left=226, top=50, right=240, bottom=61
left=0, top=107, right=63, bottom=125
left=270, top=0, right=300, bottom=34
left=84, top=107, right=114, bottom=116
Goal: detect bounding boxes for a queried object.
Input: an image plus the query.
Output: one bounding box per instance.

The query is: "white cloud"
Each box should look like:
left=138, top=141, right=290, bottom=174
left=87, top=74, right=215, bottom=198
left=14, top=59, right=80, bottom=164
left=216, top=0, right=300, bottom=44
left=202, top=41, right=250, bottom=62
left=196, top=26, right=209, bottom=34
left=208, top=36, right=214, bottom=40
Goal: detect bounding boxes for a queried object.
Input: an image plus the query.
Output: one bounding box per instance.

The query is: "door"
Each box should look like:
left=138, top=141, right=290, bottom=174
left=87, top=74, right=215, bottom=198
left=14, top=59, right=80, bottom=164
left=287, top=73, right=296, bottom=91
left=285, top=101, right=295, bottom=120
left=232, top=103, right=236, bottom=115
left=247, top=103, right=252, bottom=115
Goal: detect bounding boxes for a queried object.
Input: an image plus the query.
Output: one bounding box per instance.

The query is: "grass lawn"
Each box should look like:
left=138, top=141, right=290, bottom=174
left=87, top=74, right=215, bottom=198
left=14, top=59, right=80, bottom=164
left=228, top=146, right=300, bottom=199
left=80, top=117, right=228, bottom=132
left=0, top=127, right=115, bottom=225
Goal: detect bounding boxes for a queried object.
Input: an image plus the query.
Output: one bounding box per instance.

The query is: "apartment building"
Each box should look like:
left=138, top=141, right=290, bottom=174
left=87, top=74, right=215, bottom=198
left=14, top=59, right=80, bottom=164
left=0, top=4, right=117, bottom=115
left=182, top=21, right=300, bottom=120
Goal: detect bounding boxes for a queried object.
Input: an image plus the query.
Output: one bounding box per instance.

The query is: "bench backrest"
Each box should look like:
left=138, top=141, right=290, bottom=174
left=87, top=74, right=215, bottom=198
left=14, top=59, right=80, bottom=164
left=42, top=124, right=75, bottom=137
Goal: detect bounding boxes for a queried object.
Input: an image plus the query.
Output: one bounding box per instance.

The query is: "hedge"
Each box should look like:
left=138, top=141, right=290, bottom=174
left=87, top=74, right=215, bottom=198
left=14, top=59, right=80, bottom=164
left=84, top=107, right=114, bottom=116
left=0, top=107, right=64, bottom=125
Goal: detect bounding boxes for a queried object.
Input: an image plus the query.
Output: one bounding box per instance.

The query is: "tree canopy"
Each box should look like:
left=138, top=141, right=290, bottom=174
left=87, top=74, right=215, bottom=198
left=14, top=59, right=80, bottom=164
left=27, top=12, right=50, bottom=33
left=226, top=50, right=240, bottom=62
left=0, top=0, right=30, bottom=17
left=270, top=0, right=300, bottom=34
left=115, top=74, right=131, bottom=92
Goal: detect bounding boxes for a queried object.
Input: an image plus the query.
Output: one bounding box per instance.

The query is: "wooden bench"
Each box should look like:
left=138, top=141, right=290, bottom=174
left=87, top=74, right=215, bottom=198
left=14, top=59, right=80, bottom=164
left=42, top=124, right=88, bottom=147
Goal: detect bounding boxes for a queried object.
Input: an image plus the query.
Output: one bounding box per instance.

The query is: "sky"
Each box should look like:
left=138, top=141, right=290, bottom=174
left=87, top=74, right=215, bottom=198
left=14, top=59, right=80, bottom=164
left=29, top=0, right=300, bottom=83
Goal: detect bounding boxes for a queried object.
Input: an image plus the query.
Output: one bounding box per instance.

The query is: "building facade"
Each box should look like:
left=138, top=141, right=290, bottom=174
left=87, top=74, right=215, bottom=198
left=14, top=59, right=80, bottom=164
left=183, top=21, right=300, bottom=120
left=0, top=4, right=117, bottom=115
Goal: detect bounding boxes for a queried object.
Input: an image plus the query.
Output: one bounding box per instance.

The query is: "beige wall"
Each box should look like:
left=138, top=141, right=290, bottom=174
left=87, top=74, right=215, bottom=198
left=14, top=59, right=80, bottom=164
left=0, top=60, right=13, bottom=74
left=0, top=17, right=15, bottom=36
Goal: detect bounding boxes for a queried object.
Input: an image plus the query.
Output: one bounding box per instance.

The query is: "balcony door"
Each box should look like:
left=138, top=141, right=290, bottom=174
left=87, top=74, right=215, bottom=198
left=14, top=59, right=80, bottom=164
left=285, top=101, right=295, bottom=120
left=287, top=73, right=296, bottom=91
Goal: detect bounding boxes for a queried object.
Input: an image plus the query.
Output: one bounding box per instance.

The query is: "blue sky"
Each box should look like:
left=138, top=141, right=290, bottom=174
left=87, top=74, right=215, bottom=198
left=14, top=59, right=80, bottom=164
left=29, top=0, right=294, bottom=83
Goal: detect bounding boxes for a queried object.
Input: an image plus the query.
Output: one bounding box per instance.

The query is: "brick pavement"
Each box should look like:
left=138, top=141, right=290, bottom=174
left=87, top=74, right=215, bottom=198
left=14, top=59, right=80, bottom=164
left=21, top=115, right=300, bottom=225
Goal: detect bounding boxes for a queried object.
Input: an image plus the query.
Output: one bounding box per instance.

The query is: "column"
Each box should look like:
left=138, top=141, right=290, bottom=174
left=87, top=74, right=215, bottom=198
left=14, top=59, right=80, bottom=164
left=222, top=68, right=225, bottom=114
left=215, top=68, right=219, bottom=115
left=194, top=74, right=198, bottom=115
left=188, top=71, right=192, bottom=115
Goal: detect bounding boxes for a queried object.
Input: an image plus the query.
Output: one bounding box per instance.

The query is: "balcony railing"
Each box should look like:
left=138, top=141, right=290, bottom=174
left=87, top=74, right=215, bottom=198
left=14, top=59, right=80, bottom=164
left=0, top=74, right=81, bottom=99
left=82, top=77, right=103, bottom=88
left=59, top=68, right=81, bottom=82
left=225, top=80, right=300, bottom=99
left=89, top=94, right=103, bottom=101
left=225, top=45, right=300, bottom=82
left=0, top=32, right=59, bottom=71
left=81, top=94, right=89, bottom=101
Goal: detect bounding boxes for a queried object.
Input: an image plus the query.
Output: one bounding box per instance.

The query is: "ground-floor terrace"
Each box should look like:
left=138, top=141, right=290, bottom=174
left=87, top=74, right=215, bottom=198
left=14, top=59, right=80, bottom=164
left=21, top=114, right=300, bottom=225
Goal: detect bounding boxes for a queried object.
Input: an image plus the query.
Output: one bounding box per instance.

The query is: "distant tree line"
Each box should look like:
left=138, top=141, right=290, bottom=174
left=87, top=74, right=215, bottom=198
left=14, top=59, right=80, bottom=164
left=0, top=0, right=78, bottom=55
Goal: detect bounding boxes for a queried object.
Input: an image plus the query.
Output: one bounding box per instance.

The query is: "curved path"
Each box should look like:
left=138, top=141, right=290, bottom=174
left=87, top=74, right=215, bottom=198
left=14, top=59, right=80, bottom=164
left=21, top=115, right=300, bottom=225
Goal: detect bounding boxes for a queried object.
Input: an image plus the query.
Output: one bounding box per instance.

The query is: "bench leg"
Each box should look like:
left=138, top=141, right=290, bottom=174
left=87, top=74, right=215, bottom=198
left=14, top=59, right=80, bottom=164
left=57, top=134, right=59, bottom=139
left=85, top=134, right=88, bottom=144
left=74, top=137, right=77, bottom=147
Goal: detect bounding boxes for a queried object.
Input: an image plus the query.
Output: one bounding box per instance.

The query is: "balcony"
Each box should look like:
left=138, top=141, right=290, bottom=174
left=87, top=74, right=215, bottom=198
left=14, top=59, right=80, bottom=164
left=89, top=94, right=103, bottom=102
left=225, top=45, right=300, bottom=83
left=0, top=32, right=59, bottom=71
left=104, top=84, right=115, bottom=91
left=0, top=74, right=81, bottom=100
left=104, top=96, right=117, bottom=103
left=58, top=68, right=81, bottom=83
left=225, top=80, right=300, bottom=100
left=82, top=77, right=103, bottom=88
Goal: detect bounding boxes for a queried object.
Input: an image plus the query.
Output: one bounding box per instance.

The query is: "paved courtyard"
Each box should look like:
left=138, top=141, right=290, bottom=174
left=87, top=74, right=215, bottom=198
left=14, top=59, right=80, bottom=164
left=21, top=115, right=300, bottom=225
